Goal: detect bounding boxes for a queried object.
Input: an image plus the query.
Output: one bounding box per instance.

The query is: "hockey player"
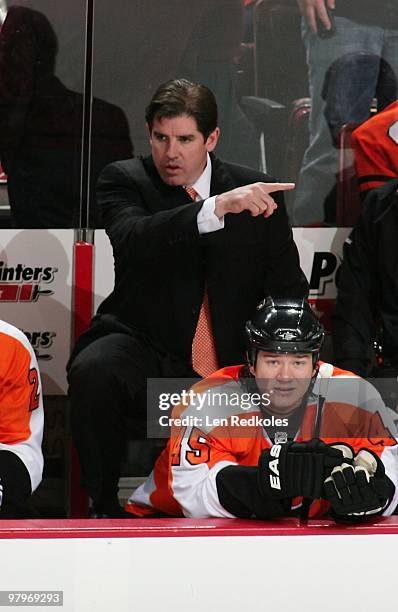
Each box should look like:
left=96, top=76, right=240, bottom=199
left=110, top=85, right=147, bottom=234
left=0, top=319, right=44, bottom=515
left=126, top=298, right=398, bottom=520
left=352, top=99, right=398, bottom=198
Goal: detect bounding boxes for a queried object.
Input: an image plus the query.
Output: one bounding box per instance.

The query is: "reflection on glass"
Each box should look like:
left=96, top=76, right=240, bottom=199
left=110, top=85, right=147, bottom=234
left=0, top=1, right=132, bottom=228
left=293, top=4, right=398, bottom=227
left=2, top=2, right=397, bottom=228
left=92, top=1, right=258, bottom=174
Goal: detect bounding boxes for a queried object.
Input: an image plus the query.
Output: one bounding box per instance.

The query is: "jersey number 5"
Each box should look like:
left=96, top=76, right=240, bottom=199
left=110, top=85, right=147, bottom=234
left=185, top=428, right=211, bottom=465
left=171, top=427, right=211, bottom=466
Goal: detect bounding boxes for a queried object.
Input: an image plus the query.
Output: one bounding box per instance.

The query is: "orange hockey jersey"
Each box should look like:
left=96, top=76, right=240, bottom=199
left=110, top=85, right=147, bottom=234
left=127, top=364, right=398, bottom=519
left=352, top=100, right=398, bottom=193
left=0, top=320, right=44, bottom=491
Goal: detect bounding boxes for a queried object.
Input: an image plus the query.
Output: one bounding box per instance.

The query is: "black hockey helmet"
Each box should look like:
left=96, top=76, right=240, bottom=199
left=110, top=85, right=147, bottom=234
left=245, top=297, right=324, bottom=364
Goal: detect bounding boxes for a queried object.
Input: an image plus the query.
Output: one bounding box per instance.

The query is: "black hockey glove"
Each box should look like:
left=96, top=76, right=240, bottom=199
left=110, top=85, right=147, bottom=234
left=324, top=448, right=395, bottom=518
left=258, top=439, right=346, bottom=502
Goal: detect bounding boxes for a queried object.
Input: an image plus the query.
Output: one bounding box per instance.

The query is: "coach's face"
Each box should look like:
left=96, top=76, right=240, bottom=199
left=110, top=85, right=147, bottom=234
left=148, top=114, right=220, bottom=186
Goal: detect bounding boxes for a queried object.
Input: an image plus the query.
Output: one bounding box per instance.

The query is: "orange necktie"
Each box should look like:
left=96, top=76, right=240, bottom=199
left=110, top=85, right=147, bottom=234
left=184, top=186, right=219, bottom=377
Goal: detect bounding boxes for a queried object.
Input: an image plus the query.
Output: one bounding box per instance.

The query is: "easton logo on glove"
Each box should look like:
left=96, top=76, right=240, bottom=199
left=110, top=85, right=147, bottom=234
left=269, top=444, right=282, bottom=490
left=258, top=439, right=346, bottom=502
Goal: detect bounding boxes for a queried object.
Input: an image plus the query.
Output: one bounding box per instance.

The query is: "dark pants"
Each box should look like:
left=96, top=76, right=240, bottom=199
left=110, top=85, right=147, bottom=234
left=0, top=451, right=32, bottom=516
left=68, top=330, right=194, bottom=515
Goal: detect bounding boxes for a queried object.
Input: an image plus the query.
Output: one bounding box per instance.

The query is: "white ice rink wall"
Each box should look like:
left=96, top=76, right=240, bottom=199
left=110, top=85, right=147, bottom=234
left=0, top=517, right=396, bottom=612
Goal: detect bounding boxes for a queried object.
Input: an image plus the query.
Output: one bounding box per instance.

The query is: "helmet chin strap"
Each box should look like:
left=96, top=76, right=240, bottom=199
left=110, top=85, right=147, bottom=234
left=292, top=360, right=319, bottom=421
left=246, top=348, right=257, bottom=368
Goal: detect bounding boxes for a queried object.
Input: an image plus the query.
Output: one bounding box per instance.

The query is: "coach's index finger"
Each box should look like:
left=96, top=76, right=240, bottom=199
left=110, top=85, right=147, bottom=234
left=259, top=182, right=295, bottom=194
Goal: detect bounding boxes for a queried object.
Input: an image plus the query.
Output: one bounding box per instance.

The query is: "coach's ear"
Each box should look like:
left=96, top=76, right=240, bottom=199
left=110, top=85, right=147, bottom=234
left=205, top=127, right=220, bottom=152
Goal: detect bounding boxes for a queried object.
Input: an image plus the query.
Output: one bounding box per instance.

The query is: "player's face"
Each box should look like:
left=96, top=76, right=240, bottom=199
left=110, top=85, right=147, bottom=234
left=148, top=114, right=220, bottom=186
left=250, top=352, right=315, bottom=415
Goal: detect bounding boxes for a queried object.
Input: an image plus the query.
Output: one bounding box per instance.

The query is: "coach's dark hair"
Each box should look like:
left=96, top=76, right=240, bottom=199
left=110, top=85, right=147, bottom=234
left=145, top=79, right=218, bottom=140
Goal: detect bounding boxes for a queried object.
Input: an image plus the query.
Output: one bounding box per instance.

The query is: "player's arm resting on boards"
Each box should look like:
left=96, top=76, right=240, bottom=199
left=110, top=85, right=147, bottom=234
left=216, top=439, right=344, bottom=518
left=171, top=425, right=344, bottom=519
left=172, top=412, right=397, bottom=519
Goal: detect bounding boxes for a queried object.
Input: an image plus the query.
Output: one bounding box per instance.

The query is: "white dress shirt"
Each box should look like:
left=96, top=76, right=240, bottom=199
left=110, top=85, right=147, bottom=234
left=184, top=153, right=225, bottom=234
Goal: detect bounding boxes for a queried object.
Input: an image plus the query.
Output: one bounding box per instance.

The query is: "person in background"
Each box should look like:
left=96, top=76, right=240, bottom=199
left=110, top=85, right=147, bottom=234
left=293, top=0, right=398, bottom=225
left=243, top=0, right=256, bottom=42
left=0, top=5, right=132, bottom=227
left=333, top=100, right=398, bottom=383
left=352, top=99, right=398, bottom=198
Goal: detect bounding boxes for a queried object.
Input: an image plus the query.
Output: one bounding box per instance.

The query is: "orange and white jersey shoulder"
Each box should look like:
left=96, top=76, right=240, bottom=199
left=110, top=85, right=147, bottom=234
left=128, top=367, right=258, bottom=518
left=352, top=100, right=398, bottom=192
left=311, top=363, right=398, bottom=513
left=0, top=320, right=43, bottom=491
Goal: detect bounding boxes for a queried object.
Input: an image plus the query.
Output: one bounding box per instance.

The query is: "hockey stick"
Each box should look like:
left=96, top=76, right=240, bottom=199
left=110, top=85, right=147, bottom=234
left=300, top=363, right=334, bottom=521
left=314, top=362, right=334, bottom=438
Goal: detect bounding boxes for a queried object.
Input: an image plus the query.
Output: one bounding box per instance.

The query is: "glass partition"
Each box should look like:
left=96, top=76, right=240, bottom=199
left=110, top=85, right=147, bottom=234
left=2, top=1, right=396, bottom=228
left=90, top=0, right=398, bottom=229
left=90, top=0, right=260, bottom=227
left=0, top=0, right=87, bottom=228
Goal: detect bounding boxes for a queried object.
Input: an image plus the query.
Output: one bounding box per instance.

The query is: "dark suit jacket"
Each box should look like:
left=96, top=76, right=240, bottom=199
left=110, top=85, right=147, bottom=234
left=78, top=154, right=307, bottom=367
